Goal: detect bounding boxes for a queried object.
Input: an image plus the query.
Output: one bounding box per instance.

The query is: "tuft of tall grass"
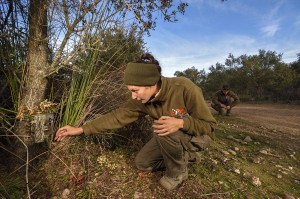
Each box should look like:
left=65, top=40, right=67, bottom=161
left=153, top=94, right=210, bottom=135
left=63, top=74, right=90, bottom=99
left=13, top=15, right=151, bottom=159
left=58, top=37, right=132, bottom=127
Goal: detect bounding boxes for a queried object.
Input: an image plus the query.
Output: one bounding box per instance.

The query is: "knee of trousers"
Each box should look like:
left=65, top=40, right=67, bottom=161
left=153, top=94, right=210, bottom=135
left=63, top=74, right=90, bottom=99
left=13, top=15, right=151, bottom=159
left=154, top=130, right=185, bottom=144
left=211, top=103, right=220, bottom=111
left=154, top=131, right=187, bottom=159
left=134, top=154, right=152, bottom=171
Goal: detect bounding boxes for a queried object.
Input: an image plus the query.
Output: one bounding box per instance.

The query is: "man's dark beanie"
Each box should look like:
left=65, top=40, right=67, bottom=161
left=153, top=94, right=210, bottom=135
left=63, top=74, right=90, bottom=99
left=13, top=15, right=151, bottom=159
left=124, top=62, right=160, bottom=86
left=222, top=85, right=230, bottom=90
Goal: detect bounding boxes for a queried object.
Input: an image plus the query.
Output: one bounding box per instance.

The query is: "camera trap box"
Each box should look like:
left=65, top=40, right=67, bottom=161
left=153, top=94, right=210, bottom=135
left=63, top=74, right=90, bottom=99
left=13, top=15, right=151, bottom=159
left=30, top=113, right=54, bottom=143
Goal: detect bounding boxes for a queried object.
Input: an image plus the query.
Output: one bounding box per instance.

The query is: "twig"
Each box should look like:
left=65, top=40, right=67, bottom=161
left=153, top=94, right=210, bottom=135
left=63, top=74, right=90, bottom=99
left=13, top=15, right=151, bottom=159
left=122, top=0, right=144, bottom=25
left=0, top=145, right=25, bottom=162
left=9, top=151, right=48, bottom=175
left=0, top=181, right=9, bottom=197
left=199, top=187, right=246, bottom=197
left=0, top=135, right=30, bottom=137
left=5, top=128, right=31, bottom=199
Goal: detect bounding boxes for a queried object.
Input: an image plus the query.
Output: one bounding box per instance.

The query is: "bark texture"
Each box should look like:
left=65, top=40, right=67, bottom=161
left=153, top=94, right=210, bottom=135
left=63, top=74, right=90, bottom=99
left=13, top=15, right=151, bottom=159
left=16, top=0, right=48, bottom=144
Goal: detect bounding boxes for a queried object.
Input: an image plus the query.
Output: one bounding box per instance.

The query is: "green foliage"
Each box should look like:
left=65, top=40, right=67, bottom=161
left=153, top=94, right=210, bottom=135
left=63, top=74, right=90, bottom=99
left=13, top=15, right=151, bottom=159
left=176, top=50, right=299, bottom=102
left=174, top=66, right=206, bottom=87
left=0, top=1, right=28, bottom=134
left=57, top=27, right=145, bottom=127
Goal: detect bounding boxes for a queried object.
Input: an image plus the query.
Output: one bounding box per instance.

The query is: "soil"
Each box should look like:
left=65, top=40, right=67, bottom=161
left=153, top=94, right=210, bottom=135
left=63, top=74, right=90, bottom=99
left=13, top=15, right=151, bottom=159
left=210, top=102, right=300, bottom=152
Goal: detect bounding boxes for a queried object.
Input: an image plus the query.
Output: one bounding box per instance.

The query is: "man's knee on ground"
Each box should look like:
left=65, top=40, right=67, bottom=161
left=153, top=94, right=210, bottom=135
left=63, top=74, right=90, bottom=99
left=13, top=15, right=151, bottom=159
left=134, top=154, right=152, bottom=171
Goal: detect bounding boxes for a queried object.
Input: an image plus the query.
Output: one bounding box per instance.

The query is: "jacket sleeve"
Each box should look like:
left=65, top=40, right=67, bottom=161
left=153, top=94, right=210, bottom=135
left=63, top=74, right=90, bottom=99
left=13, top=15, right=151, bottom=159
left=229, top=91, right=240, bottom=107
left=181, top=85, right=216, bottom=138
left=82, top=100, right=145, bottom=135
left=212, top=91, right=221, bottom=106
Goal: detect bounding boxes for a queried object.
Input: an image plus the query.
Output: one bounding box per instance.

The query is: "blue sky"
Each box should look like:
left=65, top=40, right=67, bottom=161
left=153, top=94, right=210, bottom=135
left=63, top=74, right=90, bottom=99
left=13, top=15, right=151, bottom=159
left=144, top=0, right=300, bottom=77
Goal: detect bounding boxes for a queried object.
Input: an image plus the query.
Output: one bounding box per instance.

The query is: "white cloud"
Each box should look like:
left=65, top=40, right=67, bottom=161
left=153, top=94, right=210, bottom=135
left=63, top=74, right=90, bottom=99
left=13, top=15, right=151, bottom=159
left=147, top=27, right=258, bottom=76
left=261, top=22, right=279, bottom=37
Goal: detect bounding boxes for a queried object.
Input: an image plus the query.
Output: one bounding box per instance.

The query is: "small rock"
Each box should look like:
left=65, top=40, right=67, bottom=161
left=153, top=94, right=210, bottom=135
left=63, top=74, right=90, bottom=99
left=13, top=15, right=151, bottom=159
left=222, top=150, right=230, bottom=155
left=227, top=135, right=234, bottom=139
left=228, top=149, right=237, bottom=155
left=62, top=188, right=70, bottom=199
left=236, top=139, right=243, bottom=143
left=234, top=169, right=240, bottom=174
left=281, top=171, right=288, bottom=175
left=276, top=174, right=282, bottom=179
left=253, top=157, right=261, bottom=164
left=283, top=194, right=295, bottom=199
left=259, top=150, right=268, bottom=155
left=244, top=136, right=252, bottom=142
left=134, top=191, right=143, bottom=199
left=251, top=176, right=261, bottom=186
left=289, top=154, right=296, bottom=160
left=211, top=159, right=218, bottom=165
left=233, top=147, right=239, bottom=151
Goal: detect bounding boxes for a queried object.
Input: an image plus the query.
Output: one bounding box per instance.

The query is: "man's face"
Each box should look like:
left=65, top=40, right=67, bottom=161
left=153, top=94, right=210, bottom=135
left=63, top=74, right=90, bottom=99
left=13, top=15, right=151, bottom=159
left=127, top=85, right=157, bottom=103
left=222, top=89, right=229, bottom=94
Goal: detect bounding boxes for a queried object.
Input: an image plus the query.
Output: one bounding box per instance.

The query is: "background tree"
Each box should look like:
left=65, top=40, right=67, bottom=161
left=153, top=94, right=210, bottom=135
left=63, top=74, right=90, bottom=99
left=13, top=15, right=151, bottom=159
left=204, top=62, right=228, bottom=97
left=290, top=53, right=300, bottom=101
left=174, top=66, right=206, bottom=88
left=174, top=50, right=299, bottom=103
left=0, top=0, right=188, bottom=173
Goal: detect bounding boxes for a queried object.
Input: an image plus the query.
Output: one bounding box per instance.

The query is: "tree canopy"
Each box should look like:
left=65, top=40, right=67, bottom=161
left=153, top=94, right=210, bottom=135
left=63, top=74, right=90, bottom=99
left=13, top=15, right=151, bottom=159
left=174, top=50, right=299, bottom=102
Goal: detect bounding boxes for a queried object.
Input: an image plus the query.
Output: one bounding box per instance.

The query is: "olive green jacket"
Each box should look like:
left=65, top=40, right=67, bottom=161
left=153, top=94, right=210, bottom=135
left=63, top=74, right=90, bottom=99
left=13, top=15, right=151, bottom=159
left=82, top=77, right=216, bottom=138
left=212, top=90, right=240, bottom=108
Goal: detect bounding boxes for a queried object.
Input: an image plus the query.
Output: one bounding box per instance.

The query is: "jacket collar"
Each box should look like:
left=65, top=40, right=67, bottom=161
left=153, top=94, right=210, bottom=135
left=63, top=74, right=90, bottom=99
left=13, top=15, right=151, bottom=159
left=149, top=77, right=168, bottom=103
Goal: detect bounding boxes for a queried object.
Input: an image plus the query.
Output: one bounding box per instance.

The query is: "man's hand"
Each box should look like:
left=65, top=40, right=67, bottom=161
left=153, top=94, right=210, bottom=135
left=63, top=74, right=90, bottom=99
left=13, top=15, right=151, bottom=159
left=221, top=104, right=226, bottom=108
left=221, top=104, right=230, bottom=110
left=152, top=116, right=184, bottom=136
left=55, top=125, right=84, bottom=141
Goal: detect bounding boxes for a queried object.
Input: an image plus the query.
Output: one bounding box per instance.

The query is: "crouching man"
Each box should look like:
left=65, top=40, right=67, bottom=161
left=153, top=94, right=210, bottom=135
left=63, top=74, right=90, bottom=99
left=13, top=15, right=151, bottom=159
left=55, top=53, right=216, bottom=190
left=211, top=85, right=240, bottom=116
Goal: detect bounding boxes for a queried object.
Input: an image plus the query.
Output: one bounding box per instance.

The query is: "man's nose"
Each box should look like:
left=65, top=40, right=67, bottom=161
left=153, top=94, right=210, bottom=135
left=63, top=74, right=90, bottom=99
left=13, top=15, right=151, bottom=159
left=131, top=92, right=137, bottom=99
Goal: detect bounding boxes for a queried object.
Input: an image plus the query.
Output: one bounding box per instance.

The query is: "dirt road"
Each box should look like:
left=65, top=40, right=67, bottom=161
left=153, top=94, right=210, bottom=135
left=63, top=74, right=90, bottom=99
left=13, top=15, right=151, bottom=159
left=210, top=103, right=300, bottom=151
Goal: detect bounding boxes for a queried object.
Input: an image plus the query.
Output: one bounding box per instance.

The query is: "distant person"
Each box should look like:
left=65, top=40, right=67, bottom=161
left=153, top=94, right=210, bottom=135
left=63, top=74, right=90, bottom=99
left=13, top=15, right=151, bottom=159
left=55, top=53, right=216, bottom=190
left=211, top=85, right=240, bottom=116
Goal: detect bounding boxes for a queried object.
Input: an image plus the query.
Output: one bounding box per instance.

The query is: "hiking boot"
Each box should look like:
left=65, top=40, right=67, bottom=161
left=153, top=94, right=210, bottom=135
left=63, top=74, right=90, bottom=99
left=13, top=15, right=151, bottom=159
left=218, top=108, right=225, bottom=115
left=226, top=110, right=231, bottom=116
left=159, top=169, right=188, bottom=190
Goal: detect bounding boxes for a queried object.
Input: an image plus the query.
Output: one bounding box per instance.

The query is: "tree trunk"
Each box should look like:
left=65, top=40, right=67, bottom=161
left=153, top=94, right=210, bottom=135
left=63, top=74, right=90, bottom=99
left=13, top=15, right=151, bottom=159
left=15, top=0, right=48, bottom=150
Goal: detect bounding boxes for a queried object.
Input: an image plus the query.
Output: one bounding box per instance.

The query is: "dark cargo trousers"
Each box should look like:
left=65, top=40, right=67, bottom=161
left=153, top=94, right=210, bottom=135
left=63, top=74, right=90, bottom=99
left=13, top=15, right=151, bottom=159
left=134, top=131, right=191, bottom=178
left=211, top=103, right=231, bottom=115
